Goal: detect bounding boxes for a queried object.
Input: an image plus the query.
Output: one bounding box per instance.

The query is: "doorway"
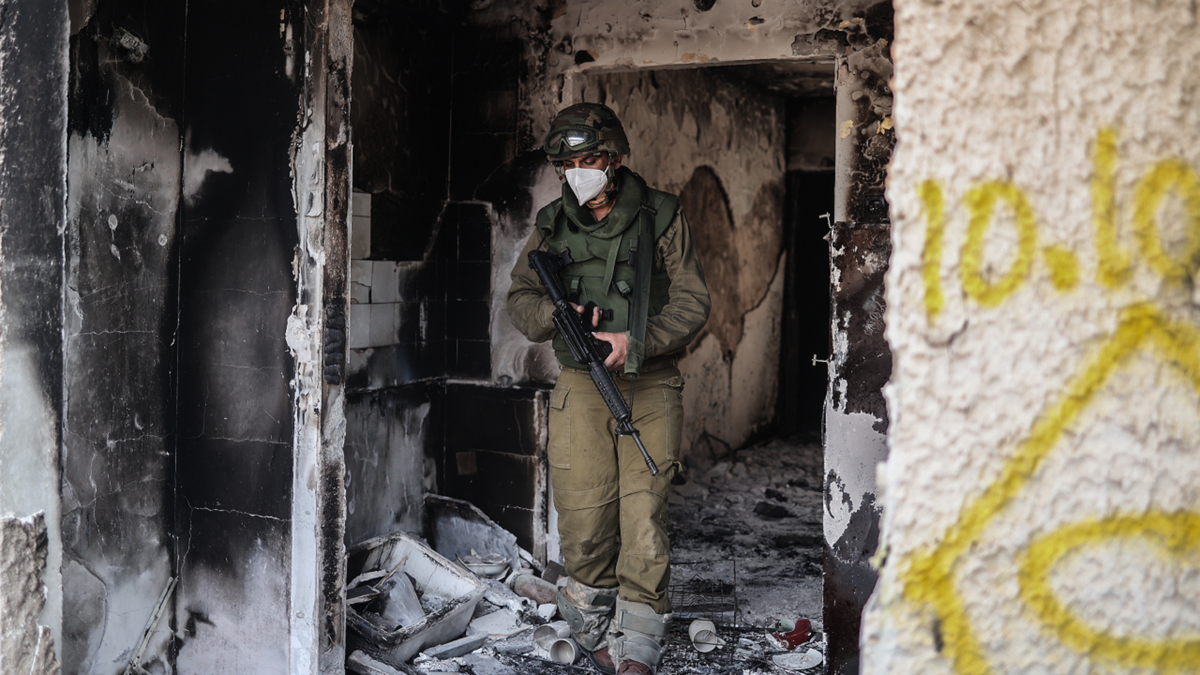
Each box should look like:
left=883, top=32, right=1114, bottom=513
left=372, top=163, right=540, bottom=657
left=567, top=64, right=836, bottom=670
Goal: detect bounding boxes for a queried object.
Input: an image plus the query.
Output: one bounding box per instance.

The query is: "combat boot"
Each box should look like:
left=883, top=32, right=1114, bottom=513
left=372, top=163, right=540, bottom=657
left=587, top=646, right=616, bottom=674
left=617, top=660, right=652, bottom=675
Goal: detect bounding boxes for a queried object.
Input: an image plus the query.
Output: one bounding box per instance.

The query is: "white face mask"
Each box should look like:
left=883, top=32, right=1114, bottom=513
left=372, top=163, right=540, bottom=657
left=564, top=167, right=610, bottom=204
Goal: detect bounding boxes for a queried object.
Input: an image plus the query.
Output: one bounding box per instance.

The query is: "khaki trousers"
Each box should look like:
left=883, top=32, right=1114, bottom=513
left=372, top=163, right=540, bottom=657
left=548, top=366, right=683, bottom=614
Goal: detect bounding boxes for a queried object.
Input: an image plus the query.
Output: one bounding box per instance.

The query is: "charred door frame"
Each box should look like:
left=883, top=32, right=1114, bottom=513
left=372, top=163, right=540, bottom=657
left=823, top=48, right=895, bottom=675
left=290, top=0, right=353, bottom=671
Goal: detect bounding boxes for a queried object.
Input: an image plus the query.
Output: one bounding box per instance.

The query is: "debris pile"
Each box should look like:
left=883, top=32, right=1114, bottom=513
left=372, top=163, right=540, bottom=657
left=348, top=437, right=826, bottom=674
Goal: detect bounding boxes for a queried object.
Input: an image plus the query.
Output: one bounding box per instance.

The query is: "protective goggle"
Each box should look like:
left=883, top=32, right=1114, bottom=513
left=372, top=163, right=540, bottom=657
left=543, top=126, right=608, bottom=158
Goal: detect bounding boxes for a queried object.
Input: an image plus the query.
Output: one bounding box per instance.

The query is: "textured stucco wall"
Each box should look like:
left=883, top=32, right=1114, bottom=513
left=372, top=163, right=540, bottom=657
left=867, top=2, right=1200, bottom=674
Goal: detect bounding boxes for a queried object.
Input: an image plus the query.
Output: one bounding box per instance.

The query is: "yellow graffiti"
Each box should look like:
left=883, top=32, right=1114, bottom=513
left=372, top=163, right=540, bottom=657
left=1133, top=158, right=1200, bottom=282
left=919, top=127, right=1200, bottom=323
left=960, top=181, right=1038, bottom=307
left=1093, top=128, right=1133, bottom=287
left=900, top=304, right=1200, bottom=675
left=919, top=180, right=946, bottom=319
left=1041, top=245, right=1080, bottom=291
left=1019, top=511, right=1200, bottom=673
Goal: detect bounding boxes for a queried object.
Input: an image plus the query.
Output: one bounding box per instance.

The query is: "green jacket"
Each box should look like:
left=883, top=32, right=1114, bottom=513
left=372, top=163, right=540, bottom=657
left=507, top=167, right=711, bottom=373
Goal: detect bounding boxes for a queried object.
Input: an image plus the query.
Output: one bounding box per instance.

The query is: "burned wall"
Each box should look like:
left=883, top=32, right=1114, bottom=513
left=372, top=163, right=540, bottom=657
left=344, top=386, right=435, bottom=546
left=62, top=2, right=185, bottom=671
left=345, top=9, right=551, bottom=555
left=173, top=2, right=307, bottom=672
left=61, top=0, right=330, bottom=672
left=0, top=0, right=70, bottom=666
left=866, top=2, right=1200, bottom=674
left=344, top=4, right=451, bottom=550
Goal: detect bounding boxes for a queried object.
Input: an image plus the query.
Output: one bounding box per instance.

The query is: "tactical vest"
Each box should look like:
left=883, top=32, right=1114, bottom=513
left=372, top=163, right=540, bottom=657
left=535, top=182, right=679, bottom=370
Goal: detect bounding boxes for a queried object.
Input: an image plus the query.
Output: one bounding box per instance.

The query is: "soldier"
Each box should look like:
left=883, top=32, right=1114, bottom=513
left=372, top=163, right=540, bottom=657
left=507, top=102, right=710, bottom=675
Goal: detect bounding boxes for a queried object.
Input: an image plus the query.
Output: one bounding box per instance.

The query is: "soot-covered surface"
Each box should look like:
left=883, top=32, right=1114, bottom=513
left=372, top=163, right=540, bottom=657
left=668, top=436, right=824, bottom=632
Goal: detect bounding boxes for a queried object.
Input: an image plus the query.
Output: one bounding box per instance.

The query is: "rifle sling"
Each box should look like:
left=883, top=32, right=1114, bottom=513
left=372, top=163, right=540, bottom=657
left=627, top=185, right=656, bottom=377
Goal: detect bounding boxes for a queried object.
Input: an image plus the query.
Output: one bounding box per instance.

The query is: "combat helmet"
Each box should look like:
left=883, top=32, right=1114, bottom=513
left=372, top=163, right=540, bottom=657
left=542, top=103, right=630, bottom=161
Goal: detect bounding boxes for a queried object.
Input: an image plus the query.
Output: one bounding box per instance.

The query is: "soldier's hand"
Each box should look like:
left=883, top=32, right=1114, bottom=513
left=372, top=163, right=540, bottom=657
left=570, top=302, right=602, bottom=327
left=594, top=331, right=628, bottom=370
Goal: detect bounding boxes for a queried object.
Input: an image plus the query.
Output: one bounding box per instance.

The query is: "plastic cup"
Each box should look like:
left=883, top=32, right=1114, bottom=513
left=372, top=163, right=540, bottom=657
left=549, top=637, right=580, bottom=664
left=688, top=619, right=725, bottom=653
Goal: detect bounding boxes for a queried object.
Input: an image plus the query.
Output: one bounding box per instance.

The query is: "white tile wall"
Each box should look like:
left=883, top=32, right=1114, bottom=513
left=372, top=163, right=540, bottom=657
left=352, top=191, right=371, bottom=217
left=350, top=260, right=372, bottom=304
left=348, top=303, right=370, bottom=350
left=371, top=261, right=401, bottom=304
left=368, top=303, right=400, bottom=348
left=351, top=214, right=372, bottom=260
left=347, top=194, right=410, bottom=351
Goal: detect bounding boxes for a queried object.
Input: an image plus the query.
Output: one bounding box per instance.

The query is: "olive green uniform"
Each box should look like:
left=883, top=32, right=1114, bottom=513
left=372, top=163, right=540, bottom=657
left=507, top=168, right=709, bottom=669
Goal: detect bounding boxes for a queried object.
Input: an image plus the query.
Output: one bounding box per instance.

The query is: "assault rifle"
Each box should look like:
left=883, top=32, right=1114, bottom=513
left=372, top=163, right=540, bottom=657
left=528, top=248, right=659, bottom=476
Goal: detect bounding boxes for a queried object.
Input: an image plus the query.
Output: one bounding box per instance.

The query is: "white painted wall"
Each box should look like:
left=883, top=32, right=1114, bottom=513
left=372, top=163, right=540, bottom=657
left=866, top=2, right=1200, bottom=673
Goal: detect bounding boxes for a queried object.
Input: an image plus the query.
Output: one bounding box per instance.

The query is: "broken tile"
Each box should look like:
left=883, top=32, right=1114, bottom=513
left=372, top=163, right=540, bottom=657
left=458, top=653, right=518, bottom=675
left=379, top=573, right=425, bottom=628
left=411, top=655, right=461, bottom=672
left=347, top=650, right=408, bottom=675
left=468, top=608, right=530, bottom=639
left=425, top=495, right=521, bottom=577
left=372, top=261, right=401, bottom=304
left=350, top=261, right=373, bottom=304
left=345, top=532, right=487, bottom=667
left=419, top=632, right=488, bottom=660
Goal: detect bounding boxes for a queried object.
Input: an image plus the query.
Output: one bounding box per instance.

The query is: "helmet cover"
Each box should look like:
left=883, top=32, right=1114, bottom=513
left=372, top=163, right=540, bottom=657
left=543, top=102, right=631, bottom=161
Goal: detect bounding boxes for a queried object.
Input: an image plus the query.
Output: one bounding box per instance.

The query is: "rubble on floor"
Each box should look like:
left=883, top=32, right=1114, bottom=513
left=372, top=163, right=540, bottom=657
left=348, top=435, right=826, bottom=675
left=669, top=436, right=825, bottom=629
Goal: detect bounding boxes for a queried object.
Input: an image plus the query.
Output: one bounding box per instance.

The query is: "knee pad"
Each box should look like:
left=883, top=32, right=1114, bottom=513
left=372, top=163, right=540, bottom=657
left=557, top=577, right=619, bottom=651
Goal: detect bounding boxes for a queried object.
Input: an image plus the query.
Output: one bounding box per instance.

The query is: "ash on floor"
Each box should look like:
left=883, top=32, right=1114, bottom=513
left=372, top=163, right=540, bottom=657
left=669, top=435, right=824, bottom=631
left=470, top=621, right=823, bottom=675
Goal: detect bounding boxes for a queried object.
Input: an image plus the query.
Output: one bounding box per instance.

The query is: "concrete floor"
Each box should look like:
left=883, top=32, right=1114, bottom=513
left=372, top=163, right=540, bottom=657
left=668, top=435, right=824, bottom=630
left=657, top=435, right=825, bottom=673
